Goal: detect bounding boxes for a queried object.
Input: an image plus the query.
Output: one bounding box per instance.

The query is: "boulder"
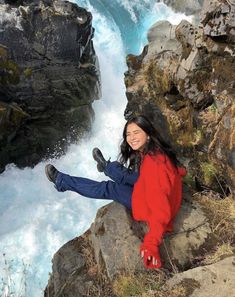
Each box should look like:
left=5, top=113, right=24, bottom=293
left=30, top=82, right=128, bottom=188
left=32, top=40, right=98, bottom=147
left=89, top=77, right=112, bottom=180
left=162, top=196, right=213, bottom=270
left=166, top=256, right=235, bottom=297
left=89, top=202, right=146, bottom=280
left=45, top=190, right=216, bottom=296
left=0, top=0, right=101, bottom=171
left=145, top=21, right=182, bottom=59
left=89, top=195, right=213, bottom=275
left=44, top=235, right=96, bottom=297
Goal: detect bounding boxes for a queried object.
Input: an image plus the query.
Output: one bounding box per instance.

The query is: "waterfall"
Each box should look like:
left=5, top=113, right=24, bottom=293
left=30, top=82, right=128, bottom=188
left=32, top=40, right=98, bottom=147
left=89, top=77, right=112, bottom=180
left=0, top=1, right=191, bottom=296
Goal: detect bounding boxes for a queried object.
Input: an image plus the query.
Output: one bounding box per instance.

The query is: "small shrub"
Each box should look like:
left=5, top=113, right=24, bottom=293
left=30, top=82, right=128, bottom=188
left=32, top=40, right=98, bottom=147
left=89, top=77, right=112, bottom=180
left=200, top=162, right=217, bottom=184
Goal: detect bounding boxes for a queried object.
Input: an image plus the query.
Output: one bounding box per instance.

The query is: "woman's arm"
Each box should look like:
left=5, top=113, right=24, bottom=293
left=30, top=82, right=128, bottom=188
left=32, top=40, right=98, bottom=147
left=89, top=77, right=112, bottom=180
left=140, top=157, right=172, bottom=268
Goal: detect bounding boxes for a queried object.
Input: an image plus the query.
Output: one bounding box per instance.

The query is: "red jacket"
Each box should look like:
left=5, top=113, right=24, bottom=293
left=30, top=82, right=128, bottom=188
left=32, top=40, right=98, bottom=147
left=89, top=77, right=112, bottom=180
left=132, top=152, right=186, bottom=267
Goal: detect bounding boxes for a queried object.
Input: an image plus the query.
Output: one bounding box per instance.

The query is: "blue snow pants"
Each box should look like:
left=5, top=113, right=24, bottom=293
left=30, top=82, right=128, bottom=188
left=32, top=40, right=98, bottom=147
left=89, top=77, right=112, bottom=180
left=55, top=161, right=139, bottom=210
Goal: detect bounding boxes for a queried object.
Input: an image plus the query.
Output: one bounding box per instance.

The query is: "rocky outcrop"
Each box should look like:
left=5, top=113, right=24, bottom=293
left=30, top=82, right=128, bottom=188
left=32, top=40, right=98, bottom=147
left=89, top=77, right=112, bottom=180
left=45, top=188, right=220, bottom=296
left=166, top=256, right=235, bottom=297
left=0, top=0, right=101, bottom=171
left=124, top=0, right=235, bottom=195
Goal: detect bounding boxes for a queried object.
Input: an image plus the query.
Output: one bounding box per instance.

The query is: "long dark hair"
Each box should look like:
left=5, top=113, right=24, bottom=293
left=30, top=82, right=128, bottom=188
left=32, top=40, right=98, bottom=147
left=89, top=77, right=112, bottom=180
left=118, top=115, right=179, bottom=171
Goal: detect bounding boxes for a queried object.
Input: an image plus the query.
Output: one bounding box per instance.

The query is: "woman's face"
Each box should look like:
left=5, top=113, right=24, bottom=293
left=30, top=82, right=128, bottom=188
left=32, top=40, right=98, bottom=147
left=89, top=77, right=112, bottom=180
left=126, top=122, right=148, bottom=152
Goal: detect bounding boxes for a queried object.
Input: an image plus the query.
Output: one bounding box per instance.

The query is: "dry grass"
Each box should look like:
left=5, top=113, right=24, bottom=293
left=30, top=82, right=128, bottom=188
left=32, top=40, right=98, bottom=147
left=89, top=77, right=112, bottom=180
left=194, top=191, right=235, bottom=243
left=193, top=191, right=235, bottom=266
left=80, top=238, right=99, bottom=276
left=113, top=270, right=167, bottom=297
left=112, top=271, right=201, bottom=297
left=79, top=237, right=116, bottom=297
left=202, top=243, right=234, bottom=265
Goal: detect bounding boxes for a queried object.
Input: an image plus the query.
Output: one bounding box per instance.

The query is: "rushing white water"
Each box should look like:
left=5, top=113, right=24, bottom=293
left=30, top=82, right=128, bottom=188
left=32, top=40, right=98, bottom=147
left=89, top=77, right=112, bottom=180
left=0, top=1, right=192, bottom=296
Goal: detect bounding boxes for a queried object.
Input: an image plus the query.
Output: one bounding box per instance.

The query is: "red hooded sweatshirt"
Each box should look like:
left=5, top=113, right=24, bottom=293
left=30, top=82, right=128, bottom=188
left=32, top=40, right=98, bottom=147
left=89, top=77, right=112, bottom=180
left=132, top=152, right=186, bottom=268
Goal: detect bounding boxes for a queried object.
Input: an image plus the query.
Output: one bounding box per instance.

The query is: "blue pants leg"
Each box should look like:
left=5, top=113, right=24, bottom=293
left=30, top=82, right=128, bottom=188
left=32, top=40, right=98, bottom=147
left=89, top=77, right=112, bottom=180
left=104, top=161, right=139, bottom=185
left=55, top=172, right=133, bottom=210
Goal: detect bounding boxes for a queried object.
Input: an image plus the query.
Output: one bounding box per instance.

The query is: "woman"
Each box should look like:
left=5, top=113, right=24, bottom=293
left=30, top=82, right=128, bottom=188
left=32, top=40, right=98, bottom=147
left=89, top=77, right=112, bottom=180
left=45, top=115, right=186, bottom=269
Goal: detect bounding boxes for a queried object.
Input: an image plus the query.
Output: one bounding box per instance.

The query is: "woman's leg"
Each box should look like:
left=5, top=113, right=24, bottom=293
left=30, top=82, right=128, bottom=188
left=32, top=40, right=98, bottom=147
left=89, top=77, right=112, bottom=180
left=104, top=161, right=139, bottom=186
left=55, top=172, right=133, bottom=209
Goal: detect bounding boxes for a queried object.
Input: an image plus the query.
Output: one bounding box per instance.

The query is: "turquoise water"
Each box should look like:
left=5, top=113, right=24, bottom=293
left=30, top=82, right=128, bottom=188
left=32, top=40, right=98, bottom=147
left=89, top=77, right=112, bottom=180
left=0, top=1, right=191, bottom=296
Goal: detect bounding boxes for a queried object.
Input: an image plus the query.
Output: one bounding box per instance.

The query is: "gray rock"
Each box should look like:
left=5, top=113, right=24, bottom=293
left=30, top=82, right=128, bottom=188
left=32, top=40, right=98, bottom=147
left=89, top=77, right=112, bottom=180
left=166, top=256, right=235, bottom=297
left=176, top=20, right=200, bottom=54
left=88, top=191, right=213, bottom=276
left=201, top=0, right=235, bottom=42
left=145, top=20, right=182, bottom=59
left=45, top=236, right=95, bottom=297
left=89, top=202, right=146, bottom=280
left=161, top=197, right=212, bottom=269
left=125, top=0, right=235, bottom=193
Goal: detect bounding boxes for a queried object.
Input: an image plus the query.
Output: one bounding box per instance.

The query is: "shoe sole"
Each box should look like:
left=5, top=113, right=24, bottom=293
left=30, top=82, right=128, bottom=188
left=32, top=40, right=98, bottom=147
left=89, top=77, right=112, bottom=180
left=92, top=148, right=105, bottom=172
left=45, top=164, right=53, bottom=182
left=92, top=148, right=101, bottom=163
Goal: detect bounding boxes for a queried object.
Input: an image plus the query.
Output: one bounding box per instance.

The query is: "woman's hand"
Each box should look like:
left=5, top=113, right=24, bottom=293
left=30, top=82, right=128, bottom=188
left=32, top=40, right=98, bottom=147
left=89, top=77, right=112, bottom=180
left=141, top=250, right=159, bottom=266
left=140, top=245, right=161, bottom=269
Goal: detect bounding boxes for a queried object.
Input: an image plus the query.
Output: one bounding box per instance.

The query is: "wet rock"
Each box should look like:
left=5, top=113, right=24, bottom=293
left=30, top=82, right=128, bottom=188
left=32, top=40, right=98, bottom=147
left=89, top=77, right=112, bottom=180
left=0, top=102, right=29, bottom=141
left=0, top=0, right=101, bottom=171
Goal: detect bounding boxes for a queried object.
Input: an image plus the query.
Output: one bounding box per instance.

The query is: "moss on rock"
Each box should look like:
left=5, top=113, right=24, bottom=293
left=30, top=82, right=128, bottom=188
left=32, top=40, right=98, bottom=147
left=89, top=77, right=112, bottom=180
left=143, top=60, right=172, bottom=96
left=200, top=162, right=217, bottom=185
left=0, top=102, right=29, bottom=135
left=0, top=45, right=21, bottom=85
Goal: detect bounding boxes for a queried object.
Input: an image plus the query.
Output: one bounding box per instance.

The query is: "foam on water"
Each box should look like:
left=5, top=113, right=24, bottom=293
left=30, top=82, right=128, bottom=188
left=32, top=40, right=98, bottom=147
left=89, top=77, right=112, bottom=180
left=0, top=1, right=191, bottom=296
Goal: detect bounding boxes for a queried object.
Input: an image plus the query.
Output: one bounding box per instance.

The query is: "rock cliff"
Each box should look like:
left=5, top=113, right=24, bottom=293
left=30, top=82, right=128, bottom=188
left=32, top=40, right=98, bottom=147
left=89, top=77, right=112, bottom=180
left=124, top=0, right=235, bottom=196
left=0, top=0, right=100, bottom=172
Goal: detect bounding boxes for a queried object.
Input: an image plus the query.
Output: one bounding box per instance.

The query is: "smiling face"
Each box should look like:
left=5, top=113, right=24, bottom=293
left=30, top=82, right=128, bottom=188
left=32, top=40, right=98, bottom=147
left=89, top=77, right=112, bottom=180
left=126, top=122, right=149, bottom=152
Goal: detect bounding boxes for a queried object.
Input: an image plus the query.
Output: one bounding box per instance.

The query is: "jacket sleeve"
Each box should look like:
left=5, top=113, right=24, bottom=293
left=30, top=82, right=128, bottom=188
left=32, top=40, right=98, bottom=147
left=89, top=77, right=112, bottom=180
left=142, top=159, right=172, bottom=248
